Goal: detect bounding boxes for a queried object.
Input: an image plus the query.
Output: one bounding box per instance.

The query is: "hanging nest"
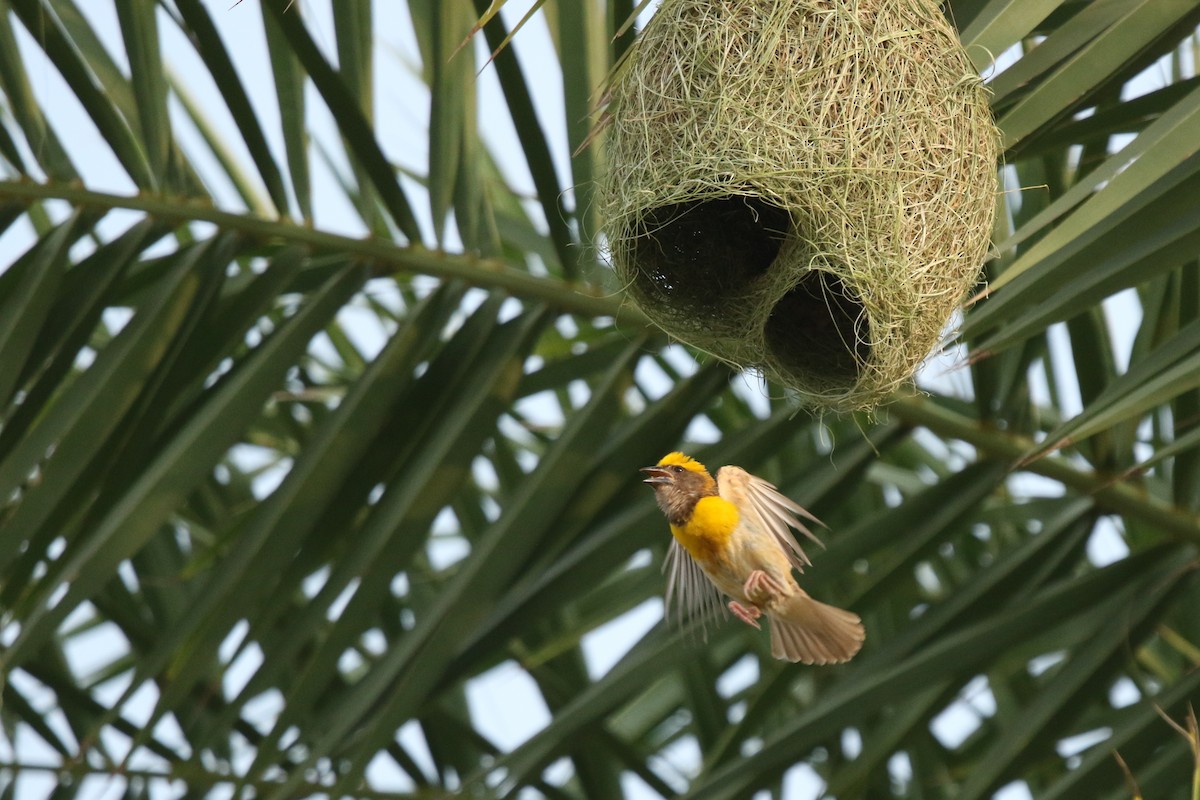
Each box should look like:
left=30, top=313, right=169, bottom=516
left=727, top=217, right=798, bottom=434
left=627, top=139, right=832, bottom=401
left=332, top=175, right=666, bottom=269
left=600, top=0, right=999, bottom=411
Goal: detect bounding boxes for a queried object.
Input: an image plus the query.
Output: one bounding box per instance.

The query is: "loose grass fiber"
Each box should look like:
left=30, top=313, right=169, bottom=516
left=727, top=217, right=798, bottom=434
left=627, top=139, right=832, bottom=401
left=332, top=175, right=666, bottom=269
left=601, top=0, right=999, bottom=411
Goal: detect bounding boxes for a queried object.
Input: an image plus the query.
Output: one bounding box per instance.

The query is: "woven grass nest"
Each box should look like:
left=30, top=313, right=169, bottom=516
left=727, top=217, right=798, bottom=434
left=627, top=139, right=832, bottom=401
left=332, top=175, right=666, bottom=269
left=601, top=0, right=999, bottom=411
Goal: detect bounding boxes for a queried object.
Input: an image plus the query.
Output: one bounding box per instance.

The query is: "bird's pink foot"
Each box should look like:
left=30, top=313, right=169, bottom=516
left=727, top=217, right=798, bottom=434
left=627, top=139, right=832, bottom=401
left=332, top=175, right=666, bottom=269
left=728, top=600, right=762, bottom=630
left=743, top=570, right=786, bottom=605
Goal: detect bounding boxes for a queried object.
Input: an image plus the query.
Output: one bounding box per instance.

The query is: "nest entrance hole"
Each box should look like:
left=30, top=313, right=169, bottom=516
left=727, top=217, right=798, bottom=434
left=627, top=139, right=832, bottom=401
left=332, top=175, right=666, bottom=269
left=766, top=271, right=870, bottom=387
left=631, top=196, right=790, bottom=318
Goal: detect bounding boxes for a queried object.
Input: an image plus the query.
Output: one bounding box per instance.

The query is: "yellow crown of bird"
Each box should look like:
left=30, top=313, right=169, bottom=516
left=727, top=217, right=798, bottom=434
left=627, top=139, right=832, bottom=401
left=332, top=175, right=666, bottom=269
left=657, top=451, right=709, bottom=474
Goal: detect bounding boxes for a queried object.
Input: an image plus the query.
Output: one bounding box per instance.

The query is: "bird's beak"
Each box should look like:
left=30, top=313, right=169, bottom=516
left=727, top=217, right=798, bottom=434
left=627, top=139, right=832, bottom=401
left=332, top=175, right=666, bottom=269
left=640, top=466, right=672, bottom=486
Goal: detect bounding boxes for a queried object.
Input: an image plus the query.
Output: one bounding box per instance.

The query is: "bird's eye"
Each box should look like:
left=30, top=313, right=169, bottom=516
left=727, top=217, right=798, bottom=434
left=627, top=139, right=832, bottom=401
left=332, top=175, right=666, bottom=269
left=671, top=465, right=684, bottom=473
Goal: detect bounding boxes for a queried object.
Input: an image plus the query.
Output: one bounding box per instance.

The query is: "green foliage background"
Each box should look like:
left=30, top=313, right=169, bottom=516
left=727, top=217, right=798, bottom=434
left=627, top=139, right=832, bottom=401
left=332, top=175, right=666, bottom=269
left=1, top=1, right=1199, bottom=798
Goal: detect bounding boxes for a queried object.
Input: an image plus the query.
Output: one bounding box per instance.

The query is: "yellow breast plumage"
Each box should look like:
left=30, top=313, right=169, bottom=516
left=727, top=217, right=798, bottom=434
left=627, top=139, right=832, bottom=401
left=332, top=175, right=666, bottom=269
left=669, top=495, right=739, bottom=565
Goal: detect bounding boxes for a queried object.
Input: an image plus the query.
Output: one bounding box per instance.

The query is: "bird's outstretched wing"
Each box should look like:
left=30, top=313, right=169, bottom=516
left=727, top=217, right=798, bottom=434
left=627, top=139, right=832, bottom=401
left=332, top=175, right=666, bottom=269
left=663, top=539, right=726, bottom=637
left=716, top=465, right=825, bottom=572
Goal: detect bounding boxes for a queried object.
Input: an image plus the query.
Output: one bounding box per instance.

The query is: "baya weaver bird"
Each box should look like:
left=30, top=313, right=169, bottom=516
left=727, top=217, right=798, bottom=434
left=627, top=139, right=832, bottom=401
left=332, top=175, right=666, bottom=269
left=642, top=452, right=864, bottom=664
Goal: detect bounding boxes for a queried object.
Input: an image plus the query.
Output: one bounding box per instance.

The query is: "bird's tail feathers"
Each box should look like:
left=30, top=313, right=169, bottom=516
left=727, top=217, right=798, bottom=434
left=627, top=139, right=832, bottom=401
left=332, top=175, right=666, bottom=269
left=768, top=592, right=864, bottom=664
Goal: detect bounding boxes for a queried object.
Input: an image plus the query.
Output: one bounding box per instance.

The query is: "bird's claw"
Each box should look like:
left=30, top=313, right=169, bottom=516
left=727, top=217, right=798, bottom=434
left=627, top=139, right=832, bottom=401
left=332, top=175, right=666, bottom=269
left=743, top=570, right=786, bottom=605
left=728, top=600, right=762, bottom=629
left=730, top=572, right=786, bottom=628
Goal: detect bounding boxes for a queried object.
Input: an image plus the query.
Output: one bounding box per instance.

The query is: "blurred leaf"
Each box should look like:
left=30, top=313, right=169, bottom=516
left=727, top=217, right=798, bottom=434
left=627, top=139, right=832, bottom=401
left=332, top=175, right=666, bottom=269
left=1030, top=319, right=1200, bottom=460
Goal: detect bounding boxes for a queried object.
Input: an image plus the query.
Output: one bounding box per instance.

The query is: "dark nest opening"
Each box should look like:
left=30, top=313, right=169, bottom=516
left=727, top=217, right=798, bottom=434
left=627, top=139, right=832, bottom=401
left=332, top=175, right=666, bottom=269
left=631, top=196, right=790, bottom=319
left=765, top=271, right=870, bottom=386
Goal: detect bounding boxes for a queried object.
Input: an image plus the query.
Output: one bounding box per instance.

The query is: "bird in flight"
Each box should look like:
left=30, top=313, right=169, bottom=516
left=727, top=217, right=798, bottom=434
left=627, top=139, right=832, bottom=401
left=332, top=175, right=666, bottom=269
left=642, top=452, right=864, bottom=664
